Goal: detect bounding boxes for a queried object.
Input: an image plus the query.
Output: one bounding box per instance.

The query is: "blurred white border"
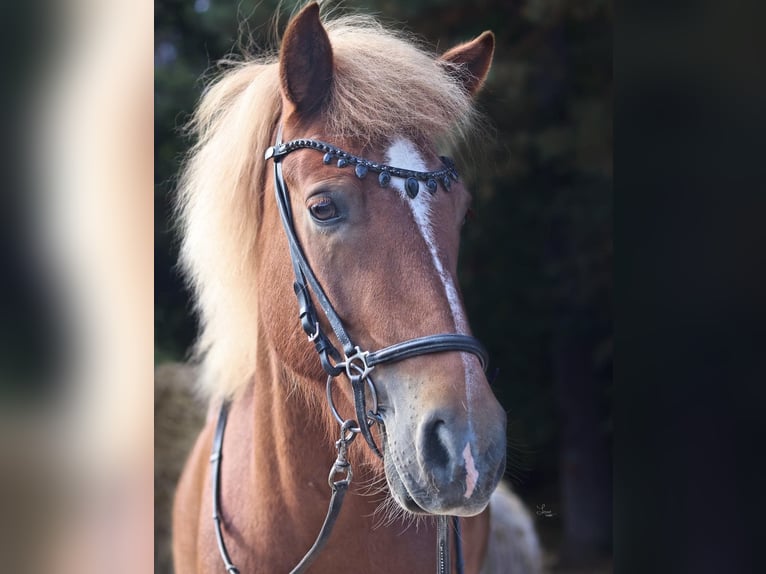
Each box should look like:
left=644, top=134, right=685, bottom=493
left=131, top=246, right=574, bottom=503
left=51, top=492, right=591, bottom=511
left=15, top=0, right=153, bottom=571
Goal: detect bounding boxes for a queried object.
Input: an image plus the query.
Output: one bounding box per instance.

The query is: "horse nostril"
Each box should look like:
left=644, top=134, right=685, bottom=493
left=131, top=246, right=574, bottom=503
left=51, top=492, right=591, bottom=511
left=421, top=418, right=451, bottom=472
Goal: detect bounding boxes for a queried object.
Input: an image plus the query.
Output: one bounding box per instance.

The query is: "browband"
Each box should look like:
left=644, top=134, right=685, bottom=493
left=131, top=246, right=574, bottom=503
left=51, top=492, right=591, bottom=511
left=265, top=137, right=459, bottom=198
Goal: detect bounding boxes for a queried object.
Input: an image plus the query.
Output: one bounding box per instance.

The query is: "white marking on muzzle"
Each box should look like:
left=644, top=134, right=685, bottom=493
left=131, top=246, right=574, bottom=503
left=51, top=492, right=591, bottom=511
left=463, top=442, right=479, bottom=499
left=385, top=139, right=477, bottom=406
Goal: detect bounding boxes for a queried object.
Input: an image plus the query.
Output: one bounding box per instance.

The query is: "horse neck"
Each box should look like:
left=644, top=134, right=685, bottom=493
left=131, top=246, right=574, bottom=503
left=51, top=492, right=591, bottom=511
left=239, top=330, right=391, bottom=521
left=245, top=340, right=339, bottom=504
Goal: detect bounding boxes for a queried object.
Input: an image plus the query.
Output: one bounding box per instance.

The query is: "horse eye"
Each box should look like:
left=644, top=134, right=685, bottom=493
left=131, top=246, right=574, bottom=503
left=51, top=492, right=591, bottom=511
left=308, top=197, right=338, bottom=222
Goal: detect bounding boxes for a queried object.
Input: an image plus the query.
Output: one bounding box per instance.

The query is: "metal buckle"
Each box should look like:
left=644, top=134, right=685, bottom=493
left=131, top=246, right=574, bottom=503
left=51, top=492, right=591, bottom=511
left=342, top=346, right=374, bottom=380
left=307, top=321, right=320, bottom=343
left=328, top=420, right=356, bottom=489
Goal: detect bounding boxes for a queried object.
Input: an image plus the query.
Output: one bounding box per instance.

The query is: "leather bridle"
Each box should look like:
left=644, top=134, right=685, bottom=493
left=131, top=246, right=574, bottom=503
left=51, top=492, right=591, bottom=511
left=211, top=125, right=490, bottom=573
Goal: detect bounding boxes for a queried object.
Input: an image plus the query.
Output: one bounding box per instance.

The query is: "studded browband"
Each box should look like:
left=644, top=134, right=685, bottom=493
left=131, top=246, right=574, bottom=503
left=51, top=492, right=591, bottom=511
left=265, top=137, right=460, bottom=198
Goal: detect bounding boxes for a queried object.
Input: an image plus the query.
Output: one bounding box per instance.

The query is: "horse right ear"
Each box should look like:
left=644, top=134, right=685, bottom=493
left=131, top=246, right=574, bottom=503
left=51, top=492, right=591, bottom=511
left=279, top=2, right=334, bottom=119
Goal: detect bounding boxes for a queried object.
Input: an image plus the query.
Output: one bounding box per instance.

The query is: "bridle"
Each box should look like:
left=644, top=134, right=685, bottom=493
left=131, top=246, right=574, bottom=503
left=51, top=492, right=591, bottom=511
left=211, top=125, right=490, bottom=573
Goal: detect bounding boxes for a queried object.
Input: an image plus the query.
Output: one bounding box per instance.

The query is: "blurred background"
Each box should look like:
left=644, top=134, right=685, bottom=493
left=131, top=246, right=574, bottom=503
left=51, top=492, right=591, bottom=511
left=155, top=0, right=612, bottom=572
left=1, top=1, right=153, bottom=572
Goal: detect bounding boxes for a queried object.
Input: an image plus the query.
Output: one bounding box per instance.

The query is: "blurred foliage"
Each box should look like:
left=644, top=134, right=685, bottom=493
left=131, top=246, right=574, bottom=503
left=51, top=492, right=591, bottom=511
left=155, top=0, right=612, bottom=486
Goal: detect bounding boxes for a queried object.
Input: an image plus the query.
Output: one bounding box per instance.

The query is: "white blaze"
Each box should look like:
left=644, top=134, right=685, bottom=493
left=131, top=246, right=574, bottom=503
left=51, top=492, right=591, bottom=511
left=384, top=139, right=478, bottom=403
left=463, top=442, right=479, bottom=499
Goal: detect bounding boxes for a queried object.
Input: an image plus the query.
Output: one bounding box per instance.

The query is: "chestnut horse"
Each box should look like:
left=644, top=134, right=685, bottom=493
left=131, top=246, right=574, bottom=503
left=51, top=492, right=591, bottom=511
left=173, top=4, right=540, bottom=573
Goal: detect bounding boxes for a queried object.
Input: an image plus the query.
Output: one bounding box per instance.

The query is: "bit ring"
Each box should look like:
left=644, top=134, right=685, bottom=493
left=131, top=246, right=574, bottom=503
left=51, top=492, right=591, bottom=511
left=325, top=367, right=379, bottom=431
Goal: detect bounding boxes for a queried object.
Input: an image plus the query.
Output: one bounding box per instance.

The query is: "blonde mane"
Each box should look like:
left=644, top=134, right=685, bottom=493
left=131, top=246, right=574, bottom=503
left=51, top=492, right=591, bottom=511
left=177, top=12, right=482, bottom=399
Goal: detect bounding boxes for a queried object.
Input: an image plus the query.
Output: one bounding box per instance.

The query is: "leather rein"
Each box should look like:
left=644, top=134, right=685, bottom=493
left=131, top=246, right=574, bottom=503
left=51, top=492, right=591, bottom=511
left=211, top=126, right=489, bottom=573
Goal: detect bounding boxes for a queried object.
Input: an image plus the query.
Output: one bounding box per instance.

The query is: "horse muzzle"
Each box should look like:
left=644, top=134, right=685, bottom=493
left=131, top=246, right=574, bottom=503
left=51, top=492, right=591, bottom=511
left=382, top=401, right=507, bottom=516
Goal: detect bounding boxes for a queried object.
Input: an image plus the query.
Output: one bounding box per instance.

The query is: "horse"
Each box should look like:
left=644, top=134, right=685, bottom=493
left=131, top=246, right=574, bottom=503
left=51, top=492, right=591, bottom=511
left=172, top=4, right=542, bottom=573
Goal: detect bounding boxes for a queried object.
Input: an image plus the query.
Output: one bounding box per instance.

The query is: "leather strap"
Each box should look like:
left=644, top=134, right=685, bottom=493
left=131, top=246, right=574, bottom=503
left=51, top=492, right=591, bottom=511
left=210, top=401, right=240, bottom=574
left=368, top=334, right=488, bottom=371
left=453, top=516, right=464, bottom=574
left=350, top=374, right=384, bottom=456
left=273, top=153, right=353, bottom=358
left=437, top=515, right=450, bottom=574
left=289, top=483, right=349, bottom=573
left=436, top=516, right=466, bottom=574
left=211, top=401, right=352, bottom=574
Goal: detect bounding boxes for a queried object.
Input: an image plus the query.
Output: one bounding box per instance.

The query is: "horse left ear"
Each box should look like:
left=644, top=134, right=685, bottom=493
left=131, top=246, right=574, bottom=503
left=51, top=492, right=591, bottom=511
left=279, top=2, right=334, bottom=119
left=440, top=31, right=495, bottom=97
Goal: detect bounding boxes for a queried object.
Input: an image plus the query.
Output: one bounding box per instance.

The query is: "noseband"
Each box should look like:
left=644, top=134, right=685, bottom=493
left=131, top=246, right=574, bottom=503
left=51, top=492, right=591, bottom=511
left=211, top=125, right=489, bottom=573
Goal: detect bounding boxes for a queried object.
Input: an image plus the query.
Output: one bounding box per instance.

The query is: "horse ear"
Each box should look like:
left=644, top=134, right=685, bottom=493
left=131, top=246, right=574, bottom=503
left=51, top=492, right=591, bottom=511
left=279, top=2, right=334, bottom=118
left=440, top=31, right=495, bottom=97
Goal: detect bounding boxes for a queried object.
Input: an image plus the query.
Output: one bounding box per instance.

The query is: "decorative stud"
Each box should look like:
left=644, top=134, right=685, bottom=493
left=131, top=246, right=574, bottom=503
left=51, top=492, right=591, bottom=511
left=405, top=177, right=420, bottom=198
left=355, top=164, right=368, bottom=179
left=442, top=176, right=451, bottom=191
left=337, top=158, right=349, bottom=168
left=378, top=171, right=391, bottom=187
left=426, top=179, right=438, bottom=194
left=323, top=152, right=333, bottom=165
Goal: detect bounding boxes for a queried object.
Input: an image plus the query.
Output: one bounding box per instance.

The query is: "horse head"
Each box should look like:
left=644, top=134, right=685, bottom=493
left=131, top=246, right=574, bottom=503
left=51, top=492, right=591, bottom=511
left=255, top=3, right=506, bottom=517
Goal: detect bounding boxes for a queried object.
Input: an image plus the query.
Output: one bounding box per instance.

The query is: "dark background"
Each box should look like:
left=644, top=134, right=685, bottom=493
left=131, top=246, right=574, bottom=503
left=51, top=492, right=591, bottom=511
left=155, top=0, right=612, bottom=569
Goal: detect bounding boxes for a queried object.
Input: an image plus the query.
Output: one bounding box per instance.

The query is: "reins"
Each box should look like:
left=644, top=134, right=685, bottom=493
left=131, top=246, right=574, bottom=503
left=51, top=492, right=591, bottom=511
left=211, top=125, right=487, bottom=573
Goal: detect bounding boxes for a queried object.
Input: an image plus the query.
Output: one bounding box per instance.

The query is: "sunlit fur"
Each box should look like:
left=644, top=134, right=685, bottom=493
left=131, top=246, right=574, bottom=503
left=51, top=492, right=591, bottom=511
left=177, top=14, right=481, bottom=400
